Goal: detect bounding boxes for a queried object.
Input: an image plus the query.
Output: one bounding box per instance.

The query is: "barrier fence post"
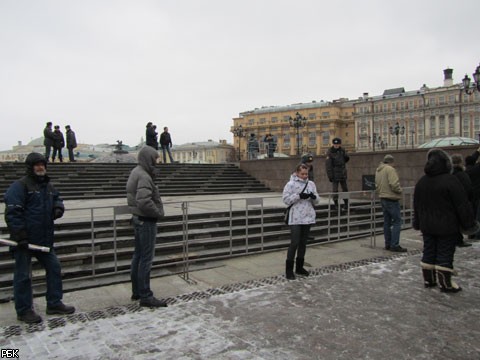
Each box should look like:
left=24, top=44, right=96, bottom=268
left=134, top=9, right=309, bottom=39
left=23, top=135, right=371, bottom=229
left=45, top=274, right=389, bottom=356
left=181, top=201, right=190, bottom=282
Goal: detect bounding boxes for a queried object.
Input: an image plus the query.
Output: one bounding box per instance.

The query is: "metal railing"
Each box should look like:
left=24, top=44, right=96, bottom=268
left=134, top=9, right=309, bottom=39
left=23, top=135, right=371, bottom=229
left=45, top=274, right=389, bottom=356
left=0, top=189, right=414, bottom=293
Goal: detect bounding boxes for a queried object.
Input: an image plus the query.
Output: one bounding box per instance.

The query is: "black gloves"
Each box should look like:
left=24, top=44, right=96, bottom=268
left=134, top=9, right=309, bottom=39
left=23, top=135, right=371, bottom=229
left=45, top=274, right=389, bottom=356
left=309, top=193, right=317, bottom=200
left=53, top=207, right=64, bottom=220
left=299, top=193, right=310, bottom=199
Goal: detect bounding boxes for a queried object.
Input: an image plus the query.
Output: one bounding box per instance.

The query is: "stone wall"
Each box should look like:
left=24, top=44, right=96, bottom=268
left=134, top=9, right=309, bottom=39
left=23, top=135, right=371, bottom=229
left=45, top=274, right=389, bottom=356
left=239, top=145, right=480, bottom=193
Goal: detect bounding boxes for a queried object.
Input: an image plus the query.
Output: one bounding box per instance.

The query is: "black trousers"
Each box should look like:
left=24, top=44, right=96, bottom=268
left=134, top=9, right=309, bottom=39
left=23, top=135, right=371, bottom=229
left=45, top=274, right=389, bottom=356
left=421, top=233, right=457, bottom=269
left=287, top=224, right=311, bottom=261
left=332, top=180, right=348, bottom=203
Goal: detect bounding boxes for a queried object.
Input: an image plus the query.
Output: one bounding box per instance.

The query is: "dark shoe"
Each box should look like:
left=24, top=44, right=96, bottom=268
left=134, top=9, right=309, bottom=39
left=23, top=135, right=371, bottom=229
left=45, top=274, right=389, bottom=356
left=285, top=259, right=295, bottom=280
left=295, top=257, right=310, bottom=277
left=131, top=294, right=140, bottom=301
left=139, top=296, right=168, bottom=308
left=308, top=236, right=314, bottom=241
left=457, top=241, right=472, bottom=247
left=390, top=246, right=407, bottom=253
left=384, top=245, right=390, bottom=250
left=17, top=309, right=42, bottom=324
left=46, top=302, right=76, bottom=315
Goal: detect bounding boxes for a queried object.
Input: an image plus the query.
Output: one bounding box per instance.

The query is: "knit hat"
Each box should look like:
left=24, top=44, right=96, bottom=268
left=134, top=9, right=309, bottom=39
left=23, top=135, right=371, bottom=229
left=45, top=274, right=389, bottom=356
left=383, top=154, right=394, bottom=164
left=301, top=154, right=313, bottom=163
left=332, top=137, right=341, bottom=145
left=451, top=154, right=463, bottom=166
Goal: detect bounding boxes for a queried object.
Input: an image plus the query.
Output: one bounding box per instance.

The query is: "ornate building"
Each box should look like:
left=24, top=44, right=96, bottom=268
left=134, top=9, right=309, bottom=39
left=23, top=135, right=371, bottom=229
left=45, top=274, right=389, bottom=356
left=172, top=139, right=235, bottom=164
left=353, top=68, right=480, bottom=152
left=232, top=99, right=355, bottom=160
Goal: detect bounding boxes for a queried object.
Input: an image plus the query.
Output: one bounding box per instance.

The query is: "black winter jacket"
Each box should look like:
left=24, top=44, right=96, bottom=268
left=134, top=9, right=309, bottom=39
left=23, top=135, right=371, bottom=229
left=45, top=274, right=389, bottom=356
left=325, top=147, right=349, bottom=182
left=413, top=149, right=477, bottom=236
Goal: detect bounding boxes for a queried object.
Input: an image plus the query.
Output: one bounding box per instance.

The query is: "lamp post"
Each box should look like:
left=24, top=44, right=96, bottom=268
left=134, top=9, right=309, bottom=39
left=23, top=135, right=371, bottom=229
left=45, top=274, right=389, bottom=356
left=231, top=125, right=246, bottom=160
left=289, top=112, right=307, bottom=156
left=389, top=122, right=405, bottom=150
left=371, top=132, right=381, bottom=152
left=462, top=64, right=480, bottom=95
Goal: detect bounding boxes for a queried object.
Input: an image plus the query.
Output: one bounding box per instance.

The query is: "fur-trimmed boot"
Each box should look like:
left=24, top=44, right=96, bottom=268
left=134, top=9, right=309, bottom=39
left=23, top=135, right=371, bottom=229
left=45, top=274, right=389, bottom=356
left=295, top=258, right=310, bottom=277
left=436, top=265, right=462, bottom=293
left=285, top=260, right=295, bottom=280
left=420, top=262, right=437, bottom=288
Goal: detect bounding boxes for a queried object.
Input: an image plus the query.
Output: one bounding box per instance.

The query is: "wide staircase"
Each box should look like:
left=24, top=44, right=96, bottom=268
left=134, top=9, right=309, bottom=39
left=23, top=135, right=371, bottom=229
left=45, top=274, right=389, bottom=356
left=0, top=162, right=271, bottom=201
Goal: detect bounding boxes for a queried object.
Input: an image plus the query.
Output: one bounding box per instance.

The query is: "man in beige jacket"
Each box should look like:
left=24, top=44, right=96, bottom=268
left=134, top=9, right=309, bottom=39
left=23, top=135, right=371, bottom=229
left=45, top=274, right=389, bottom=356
left=375, top=154, right=407, bottom=252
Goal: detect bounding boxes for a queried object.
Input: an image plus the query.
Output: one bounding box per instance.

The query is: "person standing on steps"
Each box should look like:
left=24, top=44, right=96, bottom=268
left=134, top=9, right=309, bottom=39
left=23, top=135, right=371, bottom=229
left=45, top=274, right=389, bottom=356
left=126, top=146, right=167, bottom=307
left=4, top=152, right=75, bottom=324
left=413, top=149, right=479, bottom=293
left=325, top=137, right=350, bottom=211
left=159, top=126, right=174, bottom=163
left=282, top=163, right=319, bottom=280
left=65, top=125, right=77, bottom=162
left=43, top=121, right=55, bottom=162
left=52, top=125, right=65, bottom=162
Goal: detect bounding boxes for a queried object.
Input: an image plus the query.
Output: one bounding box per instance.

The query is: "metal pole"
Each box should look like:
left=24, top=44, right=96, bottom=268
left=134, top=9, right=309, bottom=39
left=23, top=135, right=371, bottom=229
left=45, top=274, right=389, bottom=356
left=90, top=208, right=95, bottom=277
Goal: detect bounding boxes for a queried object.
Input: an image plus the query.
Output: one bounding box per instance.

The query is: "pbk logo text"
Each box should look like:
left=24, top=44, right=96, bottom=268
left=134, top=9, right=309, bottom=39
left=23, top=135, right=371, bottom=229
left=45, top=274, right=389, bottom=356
left=1, top=349, right=19, bottom=359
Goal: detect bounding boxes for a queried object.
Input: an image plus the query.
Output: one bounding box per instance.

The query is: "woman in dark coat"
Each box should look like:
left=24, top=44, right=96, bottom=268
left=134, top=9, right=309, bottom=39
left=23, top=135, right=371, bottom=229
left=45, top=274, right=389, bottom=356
left=413, top=149, right=479, bottom=293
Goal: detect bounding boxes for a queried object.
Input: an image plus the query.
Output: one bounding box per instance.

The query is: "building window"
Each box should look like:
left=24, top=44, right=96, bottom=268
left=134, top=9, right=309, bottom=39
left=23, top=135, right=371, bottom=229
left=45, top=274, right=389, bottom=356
left=322, top=112, right=330, bottom=118
left=259, top=118, right=266, bottom=124
left=283, top=134, right=290, bottom=148
left=249, top=118, right=255, bottom=125
left=283, top=115, right=290, bottom=122
left=308, top=132, right=316, bottom=147
left=271, top=117, right=277, bottom=123
left=322, top=132, right=330, bottom=145
left=309, top=113, right=316, bottom=120
left=439, top=115, right=445, bottom=136
left=448, top=114, right=455, bottom=135
left=430, top=116, right=436, bottom=137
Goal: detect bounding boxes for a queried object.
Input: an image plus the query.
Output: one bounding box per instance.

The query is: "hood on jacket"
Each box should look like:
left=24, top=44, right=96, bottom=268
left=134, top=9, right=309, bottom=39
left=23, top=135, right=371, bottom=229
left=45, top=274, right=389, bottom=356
left=137, top=146, right=159, bottom=176
left=424, top=148, right=452, bottom=176
left=376, top=162, right=391, bottom=173
left=25, top=152, right=47, bottom=173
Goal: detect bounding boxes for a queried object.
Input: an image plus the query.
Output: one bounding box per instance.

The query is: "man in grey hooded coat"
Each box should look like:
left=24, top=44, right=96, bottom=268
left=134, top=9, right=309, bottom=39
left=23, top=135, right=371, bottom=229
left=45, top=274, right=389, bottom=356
left=126, top=146, right=166, bottom=307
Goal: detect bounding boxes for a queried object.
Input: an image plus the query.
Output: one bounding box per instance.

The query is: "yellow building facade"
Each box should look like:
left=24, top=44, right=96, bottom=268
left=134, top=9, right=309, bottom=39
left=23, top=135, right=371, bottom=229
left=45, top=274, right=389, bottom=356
left=232, top=99, right=355, bottom=160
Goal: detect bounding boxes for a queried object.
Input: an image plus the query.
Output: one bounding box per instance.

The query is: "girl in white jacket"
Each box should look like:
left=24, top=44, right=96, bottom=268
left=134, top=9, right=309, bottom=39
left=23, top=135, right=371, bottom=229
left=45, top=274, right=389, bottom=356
left=282, top=163, right=319, bottom=280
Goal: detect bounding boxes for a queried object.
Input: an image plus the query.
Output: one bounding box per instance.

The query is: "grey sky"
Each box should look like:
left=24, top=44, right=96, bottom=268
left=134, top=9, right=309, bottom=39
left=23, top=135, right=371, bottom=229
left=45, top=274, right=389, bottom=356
left=0, top=0, right=478, bottom=151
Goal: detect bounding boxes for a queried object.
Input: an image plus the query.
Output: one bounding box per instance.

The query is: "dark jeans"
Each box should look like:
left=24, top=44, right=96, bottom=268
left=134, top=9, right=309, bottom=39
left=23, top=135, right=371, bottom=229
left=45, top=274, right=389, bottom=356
left=380, top=199, right=402, bottom=248
left=287, top=224, right=311, bottom=261
left=52, top=147, right=63, bottom=162
left=13, top=248, right=63, bottom=315
left=67, top=147, right=75, bottom=162
left=332, top=180, right=348, bottom=204
left=421, top=233, right=457, bottom=269
left=161, top=145, right=174, bottom=163
left=131, top=216, right=157, bottom=299
left=44, top=145, right=52, bottom=161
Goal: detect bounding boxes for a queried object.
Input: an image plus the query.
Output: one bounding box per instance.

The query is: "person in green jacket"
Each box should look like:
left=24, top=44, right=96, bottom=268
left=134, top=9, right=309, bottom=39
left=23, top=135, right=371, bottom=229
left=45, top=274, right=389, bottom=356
left=375, top=154, right=406, bottom=252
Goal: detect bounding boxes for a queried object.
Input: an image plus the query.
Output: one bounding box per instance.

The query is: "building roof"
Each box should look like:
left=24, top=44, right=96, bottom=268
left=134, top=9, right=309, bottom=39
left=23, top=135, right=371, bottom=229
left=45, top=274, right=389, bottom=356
left=417, top=137, right=479, bottom=148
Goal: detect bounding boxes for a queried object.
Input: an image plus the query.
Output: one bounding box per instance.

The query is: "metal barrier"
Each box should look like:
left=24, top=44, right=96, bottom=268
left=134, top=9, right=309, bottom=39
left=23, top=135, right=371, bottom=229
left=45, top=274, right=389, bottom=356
left=0, top=189, right=414, bottom=293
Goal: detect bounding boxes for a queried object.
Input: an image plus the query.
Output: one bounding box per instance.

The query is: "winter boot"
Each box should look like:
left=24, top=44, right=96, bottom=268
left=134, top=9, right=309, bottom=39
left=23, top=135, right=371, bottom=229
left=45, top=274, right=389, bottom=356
left=295, top=258, right=310, bottom=277
left=436, top=265, right=462, bottom=293
left=285, top=259, right=295, bottom=280
left=420, top=262, right=437, bottom=288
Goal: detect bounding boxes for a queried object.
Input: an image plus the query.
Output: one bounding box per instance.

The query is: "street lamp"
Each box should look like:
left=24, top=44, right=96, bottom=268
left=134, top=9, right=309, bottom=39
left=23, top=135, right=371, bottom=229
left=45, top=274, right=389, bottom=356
left=371, top=132, right=381, bottom=152
left=289, top=112, right=307, bottom=156
left=462, top=64, right=480, bottom=95
left=410, top=129, right=415, bottom=149
left=389, top=122, right=405, bottom=150
left=231, top=125, right=246, bottom=160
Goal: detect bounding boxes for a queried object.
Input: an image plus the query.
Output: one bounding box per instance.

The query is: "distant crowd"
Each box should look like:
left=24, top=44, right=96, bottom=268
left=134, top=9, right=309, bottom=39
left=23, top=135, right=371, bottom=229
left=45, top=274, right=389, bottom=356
left=43, top=122, right=77, bottom=162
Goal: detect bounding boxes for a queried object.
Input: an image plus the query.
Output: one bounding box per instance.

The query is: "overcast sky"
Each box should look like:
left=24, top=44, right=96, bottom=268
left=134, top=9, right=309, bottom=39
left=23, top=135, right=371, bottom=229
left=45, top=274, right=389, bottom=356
left=0, top=0, right=479, bottom=151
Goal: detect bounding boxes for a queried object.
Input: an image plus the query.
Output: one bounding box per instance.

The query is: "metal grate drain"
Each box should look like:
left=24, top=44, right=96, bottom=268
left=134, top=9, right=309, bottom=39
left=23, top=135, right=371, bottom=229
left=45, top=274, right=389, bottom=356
left=1, top=251, right=419, bottom=338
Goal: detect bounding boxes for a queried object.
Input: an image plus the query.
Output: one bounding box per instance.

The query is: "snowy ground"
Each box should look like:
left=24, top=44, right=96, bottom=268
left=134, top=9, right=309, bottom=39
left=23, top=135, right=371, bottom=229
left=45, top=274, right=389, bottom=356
left=1, top=245, right=479, bottom=360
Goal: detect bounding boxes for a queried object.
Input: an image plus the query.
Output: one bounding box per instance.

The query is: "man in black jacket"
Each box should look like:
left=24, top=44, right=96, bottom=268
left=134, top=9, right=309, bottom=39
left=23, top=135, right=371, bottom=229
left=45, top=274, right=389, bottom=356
left=65, top=125, right=77, bottom=162
left=4, top=153, right=75, bottom=323
left=325, top=137, right=349, bottom=211
left=145, top=122, right=158, bottom=150
left=414, top=149, right=479, bottom=293
left=159, top=126, right=174, bottom=163
left=52, top=125, right=65, bottom=162
left=43, top=122, right=55, bottom=162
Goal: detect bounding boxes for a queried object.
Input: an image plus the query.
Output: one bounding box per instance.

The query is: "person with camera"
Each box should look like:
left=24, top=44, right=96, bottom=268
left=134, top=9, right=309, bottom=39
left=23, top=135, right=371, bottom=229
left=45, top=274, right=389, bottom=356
left=282, top=163, right=319, bottom=280
left=4, top=152, right=75, bottom=324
